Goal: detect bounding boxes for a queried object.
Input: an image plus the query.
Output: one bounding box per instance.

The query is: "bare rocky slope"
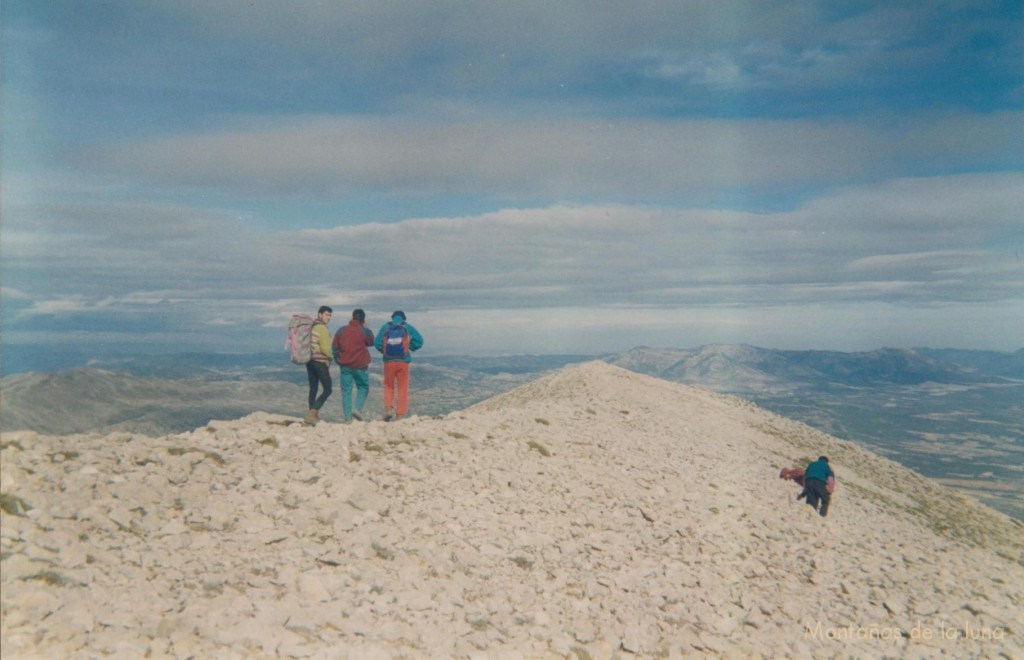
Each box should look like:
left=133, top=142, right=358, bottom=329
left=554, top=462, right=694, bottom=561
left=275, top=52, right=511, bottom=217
left=1, top=362, right=1021, bottom=658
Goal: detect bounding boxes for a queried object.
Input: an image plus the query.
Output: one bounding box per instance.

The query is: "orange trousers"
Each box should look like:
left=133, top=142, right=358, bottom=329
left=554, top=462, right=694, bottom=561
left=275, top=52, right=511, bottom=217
left=383, top=361, right=411, bottom=415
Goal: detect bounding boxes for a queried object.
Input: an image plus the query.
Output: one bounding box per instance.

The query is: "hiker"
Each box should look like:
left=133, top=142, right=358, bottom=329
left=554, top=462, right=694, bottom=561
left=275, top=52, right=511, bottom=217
left=332, top=308, right=375, bottom=422
left=374, top=310, right=424, bottom=421
left=803, top=456, right=836, bottom=517
left=304, top=306, right=334, bottom=425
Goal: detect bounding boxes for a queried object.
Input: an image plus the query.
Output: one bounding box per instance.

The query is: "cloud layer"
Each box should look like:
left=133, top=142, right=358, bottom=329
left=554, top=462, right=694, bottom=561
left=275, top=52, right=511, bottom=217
left=4, top=172, right=1021, bottom=354
left=2, top=1, right=1022, bottom=362
left=83, top=113, right=1023, bottom=202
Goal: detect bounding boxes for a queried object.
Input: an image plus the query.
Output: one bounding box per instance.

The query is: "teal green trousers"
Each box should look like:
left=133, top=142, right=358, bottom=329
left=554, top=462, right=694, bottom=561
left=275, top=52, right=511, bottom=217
left=339, top=366, right=370, bottom=420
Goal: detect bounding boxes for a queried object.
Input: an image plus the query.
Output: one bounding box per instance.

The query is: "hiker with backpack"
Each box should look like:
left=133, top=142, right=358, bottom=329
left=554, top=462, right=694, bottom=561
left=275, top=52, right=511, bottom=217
left=332, top=308, right=375, bottom=422
left=302, top=306, right=334, bottom=425
left=374, top=310, right=424, bottom=421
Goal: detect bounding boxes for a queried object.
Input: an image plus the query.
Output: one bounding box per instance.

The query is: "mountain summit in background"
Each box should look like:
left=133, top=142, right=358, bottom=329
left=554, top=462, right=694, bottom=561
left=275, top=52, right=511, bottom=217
left=2, top=362, right=1021, bottom=657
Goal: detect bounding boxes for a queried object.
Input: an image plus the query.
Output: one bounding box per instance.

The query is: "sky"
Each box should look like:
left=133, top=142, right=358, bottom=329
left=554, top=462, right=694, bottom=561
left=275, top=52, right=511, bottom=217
left=2, top=1, right=1022, bottom=367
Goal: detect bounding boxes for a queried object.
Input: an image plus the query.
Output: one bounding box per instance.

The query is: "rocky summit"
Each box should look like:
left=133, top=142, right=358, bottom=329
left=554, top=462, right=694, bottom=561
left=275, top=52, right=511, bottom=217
left=1, top=362, right=1021, bottom=658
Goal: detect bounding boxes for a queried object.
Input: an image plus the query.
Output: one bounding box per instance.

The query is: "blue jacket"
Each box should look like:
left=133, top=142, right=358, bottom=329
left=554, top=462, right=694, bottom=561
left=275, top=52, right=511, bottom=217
left=374, top=320, right=424, bottom=362
left=805, top=458, right=835, bottom=483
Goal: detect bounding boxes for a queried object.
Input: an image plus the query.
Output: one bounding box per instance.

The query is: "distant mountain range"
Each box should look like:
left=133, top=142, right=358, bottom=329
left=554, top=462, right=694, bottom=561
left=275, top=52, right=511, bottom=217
left=1, top=345, right=1020, bottom=519
left=609, top=344, right=1023, bottom=389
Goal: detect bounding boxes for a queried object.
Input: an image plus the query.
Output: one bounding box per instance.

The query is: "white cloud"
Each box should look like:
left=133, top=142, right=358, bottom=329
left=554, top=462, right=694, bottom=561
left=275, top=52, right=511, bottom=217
left=6, top=172, right=1021, bottom=353
left=0, top=287, right=32, bottom=302
left=15, top=296, right=107, bottom=319
left=791, top=172, right=1024, bottom=243
left=82, top=112, right=1023, bottom=203
left=644, top=53, right=748, bottom=89
left=108, top=0, right=1017, bottom=108
left=414, top=300, right=1024, bottom=354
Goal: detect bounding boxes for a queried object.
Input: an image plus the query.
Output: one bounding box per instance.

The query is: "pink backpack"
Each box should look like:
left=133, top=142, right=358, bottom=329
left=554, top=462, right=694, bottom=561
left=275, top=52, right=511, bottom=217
left=285, top=314, right=315, bottom=364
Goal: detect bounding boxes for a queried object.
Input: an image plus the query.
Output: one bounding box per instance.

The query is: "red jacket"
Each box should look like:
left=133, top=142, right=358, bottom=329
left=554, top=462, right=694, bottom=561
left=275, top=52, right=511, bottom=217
left=332, top=320, right=375, bottom=369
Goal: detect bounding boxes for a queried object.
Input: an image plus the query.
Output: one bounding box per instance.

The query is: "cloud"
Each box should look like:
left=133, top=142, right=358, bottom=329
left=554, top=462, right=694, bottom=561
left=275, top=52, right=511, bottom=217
left=0, top=201, right=262, bottom=304
left=15, top=296, right=113, bottom=319
left=137, top=1, right=825, bottom=58
left=413, top=300, right=1024, bottom=354
left=94, top=0, right=1016, bottom=113
left=4, top=1, right=1021, bottom=358
left=0, top=287, right=32, bottom=301
left=13, top=1, right=1013, bottom=141
left=81, top=112, right=1023, bottom=204
left=790, top=172, right=1024, bottom=243
left=640, top=53, right=748, bottom=89
left=6, top=202, right=246, bottom=244
left=6, top=172, right=1020, bottom=353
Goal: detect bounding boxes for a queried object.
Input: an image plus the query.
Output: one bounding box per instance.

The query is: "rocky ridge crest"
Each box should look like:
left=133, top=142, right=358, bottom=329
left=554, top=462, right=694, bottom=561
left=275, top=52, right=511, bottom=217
left=1, top=362, right=1021, bottom=657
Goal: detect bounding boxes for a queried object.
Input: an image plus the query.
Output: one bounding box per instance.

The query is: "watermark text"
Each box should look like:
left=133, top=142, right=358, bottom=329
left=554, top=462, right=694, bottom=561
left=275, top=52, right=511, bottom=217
left=805, top=620, right=1006, bottom=643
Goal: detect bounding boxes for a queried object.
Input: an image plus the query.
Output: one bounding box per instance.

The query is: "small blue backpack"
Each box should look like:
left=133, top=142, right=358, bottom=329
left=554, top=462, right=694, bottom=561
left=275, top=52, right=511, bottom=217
left=383, top=323, right=410, bottom=358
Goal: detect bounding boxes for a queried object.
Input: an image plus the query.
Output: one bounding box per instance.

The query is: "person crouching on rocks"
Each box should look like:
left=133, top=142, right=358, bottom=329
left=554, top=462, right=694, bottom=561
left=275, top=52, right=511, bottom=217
left=803, top=456, right=836, bottom=517
left=779, top=466, right=808, bottom=501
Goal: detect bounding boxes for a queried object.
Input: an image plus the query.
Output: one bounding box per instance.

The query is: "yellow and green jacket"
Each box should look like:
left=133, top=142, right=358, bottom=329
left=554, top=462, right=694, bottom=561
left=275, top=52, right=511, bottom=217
left=311, top=321, right=334, bottom=363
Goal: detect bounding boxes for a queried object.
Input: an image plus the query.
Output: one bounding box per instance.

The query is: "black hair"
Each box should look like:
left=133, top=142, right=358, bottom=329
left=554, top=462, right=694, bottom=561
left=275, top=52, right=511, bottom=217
left=352, top=308, right=366, bottom=321
left=318, top=305, right=333, bottom=315
left=819, top=456, right=829, bottom=463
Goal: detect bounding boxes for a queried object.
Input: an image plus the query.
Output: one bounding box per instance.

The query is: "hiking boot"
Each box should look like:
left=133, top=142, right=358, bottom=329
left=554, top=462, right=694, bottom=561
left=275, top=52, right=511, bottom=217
left=352, top=410, right=364, bottom=421
left=395, top=414, right=406, bottom=421
left=303, top=409, right=318, bottom=426
left=383, top=407, right=394, bottom=422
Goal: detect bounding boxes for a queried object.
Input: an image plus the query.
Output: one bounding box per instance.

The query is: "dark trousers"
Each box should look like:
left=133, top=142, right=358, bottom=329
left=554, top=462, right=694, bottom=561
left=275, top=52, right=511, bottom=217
left=306, top=361, right=332, bottom=409
left=805, top=478, right=831, bottom=517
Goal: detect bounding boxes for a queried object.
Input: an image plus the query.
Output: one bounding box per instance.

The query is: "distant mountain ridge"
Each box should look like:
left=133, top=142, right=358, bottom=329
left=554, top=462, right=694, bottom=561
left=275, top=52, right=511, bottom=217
left=0, top=369, right=301, bottom=437
left=915, top=347, right=1024, bottom=379
left=610, top=344, right=1019, bottom=390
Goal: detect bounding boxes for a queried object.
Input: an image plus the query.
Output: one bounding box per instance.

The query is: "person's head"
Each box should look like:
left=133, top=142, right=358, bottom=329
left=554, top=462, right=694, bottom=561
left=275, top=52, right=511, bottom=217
left=317, top=305, right=333, bottom=323
left=818, top=456, right=829, bottom=464
left=352, top=308, right=366, bottom=322
left=391, top=310, right=406, bottom=323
